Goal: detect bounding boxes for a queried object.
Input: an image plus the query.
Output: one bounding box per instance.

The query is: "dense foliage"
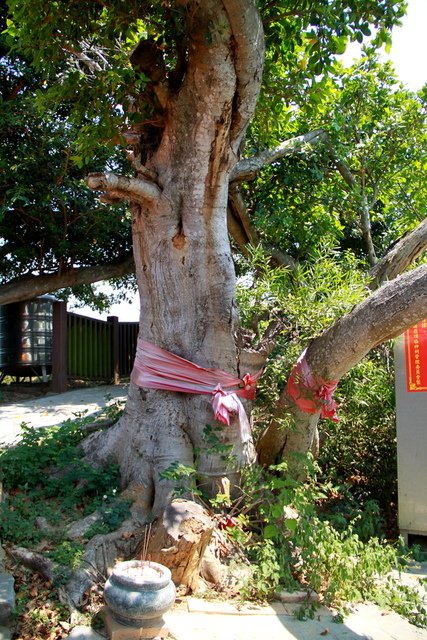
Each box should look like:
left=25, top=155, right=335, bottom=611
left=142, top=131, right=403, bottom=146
left=2, top=1, right=424, bottom=303
left=0, top=12, right=133, bottom=306
left=2, top=0, right=409, bottom=172
left=246, top=54, right=426, bottom=264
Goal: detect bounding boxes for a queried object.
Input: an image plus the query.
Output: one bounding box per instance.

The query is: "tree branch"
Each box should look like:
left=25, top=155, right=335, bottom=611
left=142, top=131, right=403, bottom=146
left=257, top=264, right=427, bottom=465
left=230, top=129, right=327, bottom=182
left=307, top=264, right=427, bottom=381
left=228, top=184, right=258, bottom=245
left=227, top=185, right=296, bottom=269
left=328, top=145, right=377, bottom=265
left=125, top=150, right=158, bottom=181
left=87, top=172, right=162, bottom=204
left=360, top=191, right=378, bottom=266
left=327, top=146, right=357, bottom=190
left=223, top=0, right=265, bottom=153
left=62, top=44, right=104, bottom=74
left=370, top=217, right=427, bottom=288
left=0, top=254, right=134, bottom=306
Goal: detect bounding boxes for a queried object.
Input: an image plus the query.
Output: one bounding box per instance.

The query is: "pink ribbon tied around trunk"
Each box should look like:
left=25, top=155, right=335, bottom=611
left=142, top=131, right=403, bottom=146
left=285, top=350, right=339, bottom=422
left=130, top=339, right=261, bottom=443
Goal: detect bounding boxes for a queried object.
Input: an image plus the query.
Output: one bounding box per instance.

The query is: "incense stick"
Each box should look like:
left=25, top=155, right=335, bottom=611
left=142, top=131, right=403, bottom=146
left=140, top=521, right=152, bottom=566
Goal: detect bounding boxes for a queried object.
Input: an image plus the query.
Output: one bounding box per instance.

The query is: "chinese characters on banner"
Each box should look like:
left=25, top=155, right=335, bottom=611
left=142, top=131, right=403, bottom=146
left=405, top=319, right=427, bottom=392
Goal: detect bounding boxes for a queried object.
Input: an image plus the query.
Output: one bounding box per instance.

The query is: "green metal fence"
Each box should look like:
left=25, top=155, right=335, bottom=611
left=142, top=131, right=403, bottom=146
left=66, top=312, right=138, bottom=381
left=0, top=299, right=139, bottom=390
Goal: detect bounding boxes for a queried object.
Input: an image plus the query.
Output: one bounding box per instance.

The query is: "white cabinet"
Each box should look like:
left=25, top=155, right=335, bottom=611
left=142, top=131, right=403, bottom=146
left=395, top=321, right=427, bottom=541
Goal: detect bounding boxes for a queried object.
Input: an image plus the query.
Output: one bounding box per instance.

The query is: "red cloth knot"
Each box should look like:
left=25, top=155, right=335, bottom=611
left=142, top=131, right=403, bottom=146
left=130, top=339, right=261, bottom=443
left=240, top=373, right=257, bottom=399
left=211, top=385, right=240, bottom=426
left=285, top=350, right=339, bottom=422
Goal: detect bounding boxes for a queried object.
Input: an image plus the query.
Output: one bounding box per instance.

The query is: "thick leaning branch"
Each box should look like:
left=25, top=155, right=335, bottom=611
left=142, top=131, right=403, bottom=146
left=370, top=217, right=427, bottom=288
left=230, top=129, right=327, bottom=182
left=307, top=263, right=427, bottom=381
left=0, top=254, right=134, bottom=305
left=257, top=264, right=427, bottom=465
left=227, top=184, right=258, bottom=246
left=87, top=172, right=162, bottom=205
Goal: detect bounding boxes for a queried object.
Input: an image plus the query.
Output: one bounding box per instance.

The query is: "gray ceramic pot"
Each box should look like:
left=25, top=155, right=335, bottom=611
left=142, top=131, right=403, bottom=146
left=104, top=560, right=176, bottom=628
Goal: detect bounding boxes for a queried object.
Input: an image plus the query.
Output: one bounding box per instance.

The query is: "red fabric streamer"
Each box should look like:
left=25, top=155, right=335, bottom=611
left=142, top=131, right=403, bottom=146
left=285, top=350, right=339, bottom=422
left=130, top=339, right=261, bottom=443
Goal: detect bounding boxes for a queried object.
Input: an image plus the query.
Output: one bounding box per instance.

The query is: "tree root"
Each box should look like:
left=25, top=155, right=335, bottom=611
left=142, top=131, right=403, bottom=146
left=7, top=517, right=142, bottom=611
left=8, top=500, right=219, bottom=610
left=8, top=546, right=57, bottom=581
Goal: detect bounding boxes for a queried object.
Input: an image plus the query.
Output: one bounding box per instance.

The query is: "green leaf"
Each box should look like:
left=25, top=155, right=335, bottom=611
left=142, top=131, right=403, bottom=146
left=285, top=518, right=298, bottom=532
left=264, top=524, right=280, bottom=539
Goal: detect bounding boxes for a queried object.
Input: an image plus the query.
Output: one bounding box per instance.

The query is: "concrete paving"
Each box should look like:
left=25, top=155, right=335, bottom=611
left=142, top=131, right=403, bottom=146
left=64, top=592, right=427, bottom=640
left=162, top=587, right=427, bottom=640
left=65, top=565, right=427, bottom=639
left=0, top=384, right=128, bottom=446
left=165, top=600, right=427, bottom=640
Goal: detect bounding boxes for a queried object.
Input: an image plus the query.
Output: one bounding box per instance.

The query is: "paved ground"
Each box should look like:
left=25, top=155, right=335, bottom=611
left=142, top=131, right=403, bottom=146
left=1, top=386, right=427, bottom=639
left=0, top=384, right=128, bottom=446
left=68, top=589, right=427, bottom=640
left=165, top=591, right=427, bottom=640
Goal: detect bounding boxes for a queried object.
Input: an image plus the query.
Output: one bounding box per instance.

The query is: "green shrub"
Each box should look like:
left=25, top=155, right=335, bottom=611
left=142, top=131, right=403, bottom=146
left=233, top=457, right=427, bottom=625
left=47, top=540, right=86, bottom=569
left=318, top=346, right=397, bottom=529
left=0, top=414, right=126, bottom=549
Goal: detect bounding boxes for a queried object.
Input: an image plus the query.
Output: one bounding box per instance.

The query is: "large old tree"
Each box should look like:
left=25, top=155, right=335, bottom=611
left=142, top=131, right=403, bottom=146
left=7, top=0, right=427, bottom=516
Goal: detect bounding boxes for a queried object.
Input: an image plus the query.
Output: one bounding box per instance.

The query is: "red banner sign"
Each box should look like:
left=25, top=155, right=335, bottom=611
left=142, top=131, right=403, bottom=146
left=405, top=319, right=427, bottom=392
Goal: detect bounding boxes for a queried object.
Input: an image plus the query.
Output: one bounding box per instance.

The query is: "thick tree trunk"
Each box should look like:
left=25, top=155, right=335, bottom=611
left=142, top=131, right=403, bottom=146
left=86, top=1, right=265, bottom=513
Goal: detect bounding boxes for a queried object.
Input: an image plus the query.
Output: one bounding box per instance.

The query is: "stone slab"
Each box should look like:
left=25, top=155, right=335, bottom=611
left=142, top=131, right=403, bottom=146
left=0, top=573, right=15, bottom=625
left=186, top=597, right=287, bottom=615
left=277, top=589, right=320, bottom=603
left=67, top=625, right=106, bottom=639
left=104, top=608, right=170, bottom=640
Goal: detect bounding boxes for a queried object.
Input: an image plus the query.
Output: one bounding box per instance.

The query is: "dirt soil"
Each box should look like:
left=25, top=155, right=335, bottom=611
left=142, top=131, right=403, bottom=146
left=0, top=380, right=111, bottom=405
left=0, top=383, right=51, bottom=405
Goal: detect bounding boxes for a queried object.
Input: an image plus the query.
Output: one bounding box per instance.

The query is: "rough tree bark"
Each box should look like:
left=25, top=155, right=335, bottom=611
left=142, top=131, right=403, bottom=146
left=137, top=500, right=214, bottom=593
left=85, top=1, right=266, bottom=513
left=257, top=263, right=427, bottom=466
left=369, top=217, right=427, bottom=288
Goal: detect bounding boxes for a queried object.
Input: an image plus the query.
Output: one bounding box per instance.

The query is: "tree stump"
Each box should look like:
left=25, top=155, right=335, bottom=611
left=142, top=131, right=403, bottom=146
left=137, top=500, right=214, bottom=593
